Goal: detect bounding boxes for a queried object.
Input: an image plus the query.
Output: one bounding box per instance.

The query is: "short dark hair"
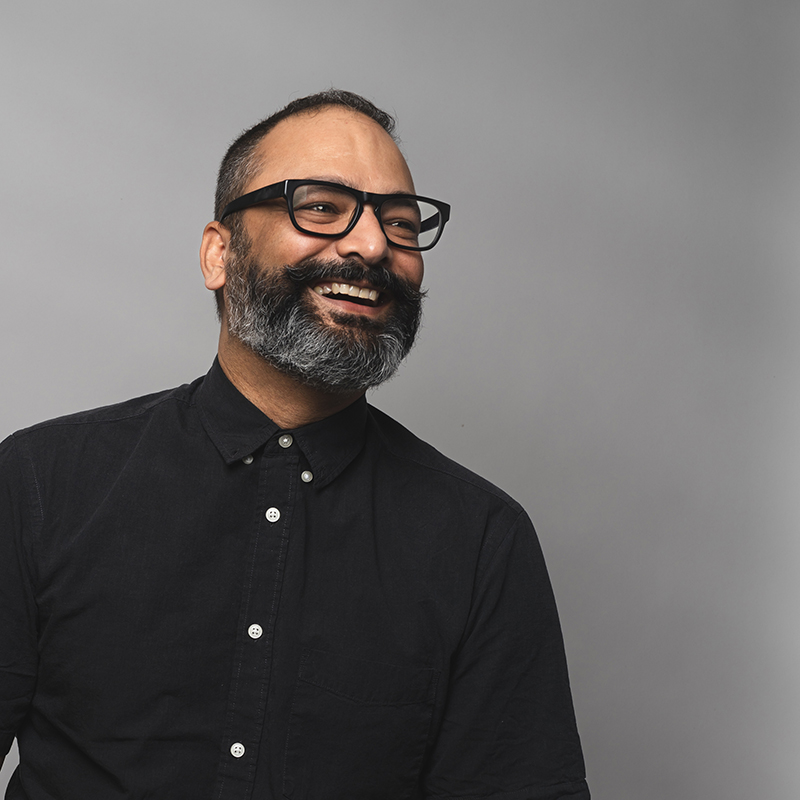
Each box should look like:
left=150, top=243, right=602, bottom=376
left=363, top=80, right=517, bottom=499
left=214, top=89, right=397, bottom=223
left=211, top=90, right=397, bottom=317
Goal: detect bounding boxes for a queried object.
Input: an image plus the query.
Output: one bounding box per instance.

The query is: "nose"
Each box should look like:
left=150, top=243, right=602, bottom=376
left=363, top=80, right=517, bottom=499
left=334, top=205, right=391, bottom=265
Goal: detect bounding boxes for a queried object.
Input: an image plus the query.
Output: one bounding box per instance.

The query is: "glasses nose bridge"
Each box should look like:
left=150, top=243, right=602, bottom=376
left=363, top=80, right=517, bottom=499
left=349, top=189, right=388, bottom=235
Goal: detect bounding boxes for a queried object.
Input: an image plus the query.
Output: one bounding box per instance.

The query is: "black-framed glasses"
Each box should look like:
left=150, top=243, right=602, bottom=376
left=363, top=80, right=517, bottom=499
left=219, top=179, right=451, bottom=252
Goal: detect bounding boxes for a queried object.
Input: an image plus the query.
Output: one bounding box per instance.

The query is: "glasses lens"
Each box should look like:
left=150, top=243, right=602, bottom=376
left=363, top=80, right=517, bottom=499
left=291, top=184, right=358, bottom=234
left=381, top=197, right=442, bottom=249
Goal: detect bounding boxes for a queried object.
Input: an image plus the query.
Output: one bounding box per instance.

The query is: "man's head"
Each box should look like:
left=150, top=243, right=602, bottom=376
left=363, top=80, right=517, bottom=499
left=213, top=90, right=398, bottom=229
left=200, top=90, right=445, bottom=394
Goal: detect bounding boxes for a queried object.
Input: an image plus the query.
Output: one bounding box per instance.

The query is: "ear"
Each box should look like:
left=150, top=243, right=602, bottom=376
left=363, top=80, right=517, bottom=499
left=200, top=220, right=231, bottom=292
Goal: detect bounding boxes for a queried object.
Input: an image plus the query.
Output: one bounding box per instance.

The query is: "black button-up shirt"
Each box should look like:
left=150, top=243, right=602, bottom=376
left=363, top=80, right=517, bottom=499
left=0, top=360, right=589, bottom=800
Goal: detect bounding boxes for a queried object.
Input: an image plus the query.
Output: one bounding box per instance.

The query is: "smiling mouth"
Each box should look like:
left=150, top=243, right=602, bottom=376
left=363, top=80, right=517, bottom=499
left=312, top=281, right=383, bottom=307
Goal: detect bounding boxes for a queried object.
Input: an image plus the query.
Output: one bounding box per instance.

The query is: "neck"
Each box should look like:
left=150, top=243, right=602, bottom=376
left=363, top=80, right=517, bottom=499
left=216, top=331, right=364, bottom=429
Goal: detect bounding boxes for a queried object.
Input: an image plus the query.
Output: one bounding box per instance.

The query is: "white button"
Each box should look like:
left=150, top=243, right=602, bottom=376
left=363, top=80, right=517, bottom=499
left=265, top=507, right=281, bottom=523
left=242, top=455, right=254, bottom=465
left=230, top=742, right=245, bottom=758
left=248, top=624, right=263, bottom=639
left=278, top=434, right=293, bottom=448
left=301, top=470, right=313, bottom=483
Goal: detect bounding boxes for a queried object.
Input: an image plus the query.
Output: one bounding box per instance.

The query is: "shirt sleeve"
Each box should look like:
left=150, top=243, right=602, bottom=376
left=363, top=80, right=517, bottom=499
left=422, top=509, right=590, bottom=800
left=0, top=435, right=39, bottom=757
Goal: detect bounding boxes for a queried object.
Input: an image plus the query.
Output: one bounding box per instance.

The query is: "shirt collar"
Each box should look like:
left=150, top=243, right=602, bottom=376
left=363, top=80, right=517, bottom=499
left=196, top=358, right=368, bottom=488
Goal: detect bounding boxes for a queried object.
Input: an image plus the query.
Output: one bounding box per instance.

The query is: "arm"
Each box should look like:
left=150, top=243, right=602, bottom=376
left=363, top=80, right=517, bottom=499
left=0, top=435, right=39, bottom=763
left=422, top=511, right=589, bottom=799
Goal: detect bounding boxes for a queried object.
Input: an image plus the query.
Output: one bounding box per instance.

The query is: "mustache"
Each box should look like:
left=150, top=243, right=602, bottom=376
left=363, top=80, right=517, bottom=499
left=284, top=259, right=427, bottom=305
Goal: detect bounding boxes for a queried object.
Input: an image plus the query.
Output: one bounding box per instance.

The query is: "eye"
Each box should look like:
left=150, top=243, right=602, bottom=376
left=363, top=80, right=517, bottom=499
left=300, top=201, right=339, bottom=215
left=292, top=185, right=357, bottom=226
left=388, top=215, right=417, bottom=229
left=382, top=212, right=421, bottom=241
left=381, top=198, right=422, bottom=239
left=387, top=217, right=418, bottom=232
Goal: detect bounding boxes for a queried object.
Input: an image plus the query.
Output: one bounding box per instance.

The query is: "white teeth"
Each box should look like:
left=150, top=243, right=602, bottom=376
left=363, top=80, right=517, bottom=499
left=316, top=282, right=379, bottom=304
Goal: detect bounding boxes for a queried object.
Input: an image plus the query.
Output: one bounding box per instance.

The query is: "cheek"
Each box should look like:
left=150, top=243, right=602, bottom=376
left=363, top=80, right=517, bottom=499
left=397, top=253, right=424, bottom=289
left=253, top=225, right=332, bottom=265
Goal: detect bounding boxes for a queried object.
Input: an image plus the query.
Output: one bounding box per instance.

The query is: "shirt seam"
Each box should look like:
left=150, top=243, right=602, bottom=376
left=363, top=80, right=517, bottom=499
left=371, top=428, right=529, bottom=579
left=374, top=438, right=523, bottom=514
left=423, top=777, right=590, bottom=799
left=12, top=392, right=194, bottom=436
left=372, top=427, right=533, bottom=666
left=8, top=435, right=45, bottom=593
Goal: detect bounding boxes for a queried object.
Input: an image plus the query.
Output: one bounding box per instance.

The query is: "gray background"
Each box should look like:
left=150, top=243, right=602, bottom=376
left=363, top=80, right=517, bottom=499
left=2, top=2, right=798, bottom=798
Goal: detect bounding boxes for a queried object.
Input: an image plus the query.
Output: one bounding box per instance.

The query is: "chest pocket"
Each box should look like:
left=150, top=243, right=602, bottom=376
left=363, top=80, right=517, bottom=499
left=283, top=649, right=439, bottom=800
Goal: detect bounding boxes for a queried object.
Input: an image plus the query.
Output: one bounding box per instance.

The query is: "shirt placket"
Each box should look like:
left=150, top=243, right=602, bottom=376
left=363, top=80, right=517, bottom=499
left=213, top=432, right=299, bottom=800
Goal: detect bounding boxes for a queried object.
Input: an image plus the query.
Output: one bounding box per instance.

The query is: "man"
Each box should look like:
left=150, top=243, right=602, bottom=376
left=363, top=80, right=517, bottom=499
left=0, top=90, right=589, bottom=799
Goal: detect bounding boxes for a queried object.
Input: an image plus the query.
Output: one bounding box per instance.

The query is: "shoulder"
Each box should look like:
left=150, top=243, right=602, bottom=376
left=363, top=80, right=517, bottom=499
left=365, top=404, right=525, bottom=517
left=365, top=405, right=545, bottom=589
left=11, top=379, right=200, bottom=436
left=2, top=378, right=203, bottom=464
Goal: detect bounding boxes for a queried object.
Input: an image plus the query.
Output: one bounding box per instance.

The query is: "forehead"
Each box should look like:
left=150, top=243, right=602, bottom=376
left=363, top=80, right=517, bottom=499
left=247, top=107, right=416, bottom=195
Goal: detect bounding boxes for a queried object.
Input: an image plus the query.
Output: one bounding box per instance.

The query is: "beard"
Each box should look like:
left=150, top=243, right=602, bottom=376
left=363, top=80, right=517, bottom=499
left=223, top=231, right=425, bottom=394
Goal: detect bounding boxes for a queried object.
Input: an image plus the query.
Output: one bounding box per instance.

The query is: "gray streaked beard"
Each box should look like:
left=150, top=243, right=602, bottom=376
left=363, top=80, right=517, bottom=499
left=224, top=235, right=425, bottom=393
